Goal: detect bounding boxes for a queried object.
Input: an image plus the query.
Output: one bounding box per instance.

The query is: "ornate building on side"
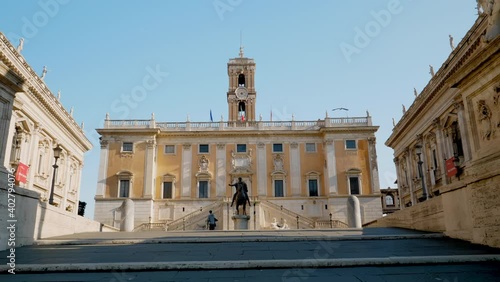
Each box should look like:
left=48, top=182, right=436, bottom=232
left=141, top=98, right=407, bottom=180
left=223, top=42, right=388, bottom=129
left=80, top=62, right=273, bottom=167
left=384, top=3, right=500, bottom=247
left=95, top=48, right=382, bottom=230
left=0, top=33, right=91, bottom=212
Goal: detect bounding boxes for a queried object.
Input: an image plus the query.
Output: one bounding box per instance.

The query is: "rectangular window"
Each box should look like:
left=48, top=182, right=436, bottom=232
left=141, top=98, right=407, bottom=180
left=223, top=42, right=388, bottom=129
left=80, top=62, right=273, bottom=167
left=349, top=177, right=360, bottom=195
left=236, top=144, right=247, bottom=153
left=199, top=181, right=208, bottom=198
left=163, top=182, right=173, bottom=199
left=305, top=143, right=316, bottom=152
left=199, top=144, right=209, bottom=154
left=122, top=142, right=133, bottom=152
left=119, top=180, right=130, bottom=198
left=309, top=179, right=318, bottom=196
left=345, top=140, right=357, bottom=150
left=273, top=143, right=283, bottom=153
left=274, top=180, right=284, bottom=197
left=164, top=145, right=175, bottom=154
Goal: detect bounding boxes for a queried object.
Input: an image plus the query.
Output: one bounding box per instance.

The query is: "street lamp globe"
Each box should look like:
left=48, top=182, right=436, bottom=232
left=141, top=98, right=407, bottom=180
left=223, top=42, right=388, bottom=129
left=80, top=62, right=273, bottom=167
left=53, top=145, right=63, bottom=159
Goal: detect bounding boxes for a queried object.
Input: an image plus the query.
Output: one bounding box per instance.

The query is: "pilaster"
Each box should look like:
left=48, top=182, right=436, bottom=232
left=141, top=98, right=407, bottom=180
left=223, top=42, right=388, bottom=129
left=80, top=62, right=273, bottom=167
left=257, top=142, right=267, bottom=196
left=216, top=143, right=226, bottom=197
left=181, top=143, right=192, bottom=198
left=95, top=138, right=109, bottom=197
left=290, top=142, right=301, bottom=196
left=143, top=139, right=156, bottom=198
left=367, top=137, right=380, bottom=194
left=324, top=139, right=338, bottom=195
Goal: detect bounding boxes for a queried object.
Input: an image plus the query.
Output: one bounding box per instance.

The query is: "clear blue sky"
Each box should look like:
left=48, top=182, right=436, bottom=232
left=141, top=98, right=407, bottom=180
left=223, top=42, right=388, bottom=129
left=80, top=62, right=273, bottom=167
left=1, top=0, right=478, bottom=219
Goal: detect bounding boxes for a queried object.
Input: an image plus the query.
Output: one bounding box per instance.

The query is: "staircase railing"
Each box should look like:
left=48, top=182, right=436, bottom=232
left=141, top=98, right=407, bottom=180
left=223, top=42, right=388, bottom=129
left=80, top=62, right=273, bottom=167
left=133, top=222, right=167, bottom=232
left=260, top=200, right=315, bottom=229
left=166, top=201, right=223, bottom=231
left=314, top=220, right=349, bottom=229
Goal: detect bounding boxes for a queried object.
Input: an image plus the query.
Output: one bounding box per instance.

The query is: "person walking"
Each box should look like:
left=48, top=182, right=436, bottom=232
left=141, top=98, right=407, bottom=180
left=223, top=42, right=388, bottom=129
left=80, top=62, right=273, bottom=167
left=207, top=210, right=217, bottom=230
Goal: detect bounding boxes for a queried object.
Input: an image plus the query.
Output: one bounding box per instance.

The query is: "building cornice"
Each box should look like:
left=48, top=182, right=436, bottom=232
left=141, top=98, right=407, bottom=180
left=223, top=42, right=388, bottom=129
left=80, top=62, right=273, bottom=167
left=0, top=33, right=92, bottom=152
left=386, top=15, right=494, bottom=148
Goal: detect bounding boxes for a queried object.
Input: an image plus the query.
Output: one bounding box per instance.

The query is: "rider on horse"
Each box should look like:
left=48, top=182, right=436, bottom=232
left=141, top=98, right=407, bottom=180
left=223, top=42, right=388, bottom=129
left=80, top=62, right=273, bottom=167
left=229, top=177, right=251, bottom=207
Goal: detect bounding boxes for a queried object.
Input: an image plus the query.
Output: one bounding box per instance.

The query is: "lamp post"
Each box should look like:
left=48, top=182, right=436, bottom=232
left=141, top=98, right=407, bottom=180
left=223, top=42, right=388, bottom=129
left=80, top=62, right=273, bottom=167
left=49, top=145, right=63, bottom=205
left=415, top=145, right=428, bottom=201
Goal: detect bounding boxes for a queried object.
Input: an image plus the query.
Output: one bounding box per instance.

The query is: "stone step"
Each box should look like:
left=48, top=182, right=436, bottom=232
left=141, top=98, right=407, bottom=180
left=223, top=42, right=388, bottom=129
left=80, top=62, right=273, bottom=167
left=2, top=255, right=500, bottom=273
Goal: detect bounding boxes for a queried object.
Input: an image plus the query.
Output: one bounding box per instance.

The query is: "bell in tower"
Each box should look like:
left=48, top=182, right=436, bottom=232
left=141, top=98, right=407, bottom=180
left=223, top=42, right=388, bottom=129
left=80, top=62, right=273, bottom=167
left=227, top=47, right=256, bottom=122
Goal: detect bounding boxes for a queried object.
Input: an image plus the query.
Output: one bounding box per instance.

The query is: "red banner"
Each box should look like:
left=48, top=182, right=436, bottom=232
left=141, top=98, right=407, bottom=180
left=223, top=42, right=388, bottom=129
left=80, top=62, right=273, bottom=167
left=446, top=157, right=457, bottom=178
left=15, top=162, right=29, bottom=184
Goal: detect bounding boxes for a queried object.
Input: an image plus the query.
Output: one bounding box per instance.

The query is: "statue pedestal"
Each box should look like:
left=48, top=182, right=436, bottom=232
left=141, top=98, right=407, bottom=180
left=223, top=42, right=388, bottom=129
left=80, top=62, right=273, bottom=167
left=232, top=215, right=250, bottom=230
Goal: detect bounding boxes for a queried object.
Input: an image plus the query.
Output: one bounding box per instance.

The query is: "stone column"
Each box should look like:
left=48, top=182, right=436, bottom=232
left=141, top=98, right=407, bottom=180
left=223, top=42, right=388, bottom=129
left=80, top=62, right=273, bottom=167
left=256, top=142, right=267, bottom=196
left=74, top=162, right=83, bottom=209
left=433, top=118, right=448, bottom=185
left=0, top=92, right=15, bottom=169
left=181, top=143, right=192, bottom=198
left=143, top=139, right=156, bottom=198
left=95, top=138, right=109, bottom=198
left=367, top=137, right=380, bottom=194
left=324, top=139, right=338, bottom=195
left=290, top=142, right=301, bottom=196
left=454, top=101, right=472, bottom=161
left=61, top=154, right=72, bottom=211
left=404, top=149, right=416, bottom=205
left=26, top=124, right=41, bottom=190
left=393, top=157, right=405, bottom=210
left=216, top=143, right=226, bottom=197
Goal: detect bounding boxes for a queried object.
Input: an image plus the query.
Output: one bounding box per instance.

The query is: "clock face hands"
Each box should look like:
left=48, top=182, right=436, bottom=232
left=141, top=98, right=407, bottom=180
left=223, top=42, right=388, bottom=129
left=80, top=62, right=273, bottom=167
left=235, top=86, right=248, bottom=99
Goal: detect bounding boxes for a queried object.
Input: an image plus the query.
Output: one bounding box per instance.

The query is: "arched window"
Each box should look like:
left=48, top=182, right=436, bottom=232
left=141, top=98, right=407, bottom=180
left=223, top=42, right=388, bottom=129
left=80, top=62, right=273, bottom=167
left=238, top=74, right=246, bottom=87
left=238, top=102, right=246, bottom=121
left=385, top=195, right=394, bottom=206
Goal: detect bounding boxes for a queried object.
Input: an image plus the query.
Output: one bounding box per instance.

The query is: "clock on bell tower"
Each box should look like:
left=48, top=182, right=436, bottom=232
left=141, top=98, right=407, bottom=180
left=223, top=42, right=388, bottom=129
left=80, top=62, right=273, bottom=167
left=227, top=46, right=256, bottom=122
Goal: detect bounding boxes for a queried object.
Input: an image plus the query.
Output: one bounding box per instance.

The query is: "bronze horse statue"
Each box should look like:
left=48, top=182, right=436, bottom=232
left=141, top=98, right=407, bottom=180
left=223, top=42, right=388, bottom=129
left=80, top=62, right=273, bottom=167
left=231, top=184, right=250, bottom=215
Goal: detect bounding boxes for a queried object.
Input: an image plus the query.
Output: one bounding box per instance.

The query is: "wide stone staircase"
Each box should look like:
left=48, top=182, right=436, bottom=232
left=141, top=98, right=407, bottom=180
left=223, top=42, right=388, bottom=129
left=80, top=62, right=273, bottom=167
left=133, top=201, right=224, bottom=232
left=5, top=227, right=500, bottom=281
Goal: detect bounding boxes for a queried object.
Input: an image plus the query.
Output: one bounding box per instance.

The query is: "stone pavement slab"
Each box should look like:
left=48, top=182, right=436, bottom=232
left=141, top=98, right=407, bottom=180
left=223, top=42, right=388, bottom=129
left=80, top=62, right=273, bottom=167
left=1, top=262, right=499, bottom=282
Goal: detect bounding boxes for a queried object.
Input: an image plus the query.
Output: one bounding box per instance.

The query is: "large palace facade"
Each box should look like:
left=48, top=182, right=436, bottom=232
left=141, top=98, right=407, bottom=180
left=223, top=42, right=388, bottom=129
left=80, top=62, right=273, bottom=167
left=0, top=33, right=91, bottom=213
left=94, top=49, right=382, bottom=230
left=384, top=4, right=500, bottom=247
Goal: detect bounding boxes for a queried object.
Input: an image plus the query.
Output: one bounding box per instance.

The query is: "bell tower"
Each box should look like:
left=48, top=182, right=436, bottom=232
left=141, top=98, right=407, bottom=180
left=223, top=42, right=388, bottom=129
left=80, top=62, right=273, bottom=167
left=227, top=47, right=256, bottom=122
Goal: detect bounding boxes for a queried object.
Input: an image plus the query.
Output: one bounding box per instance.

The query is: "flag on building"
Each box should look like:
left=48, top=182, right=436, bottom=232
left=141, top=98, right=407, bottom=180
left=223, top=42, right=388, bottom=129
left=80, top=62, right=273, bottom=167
left=210, top=109, right=213, bottom=122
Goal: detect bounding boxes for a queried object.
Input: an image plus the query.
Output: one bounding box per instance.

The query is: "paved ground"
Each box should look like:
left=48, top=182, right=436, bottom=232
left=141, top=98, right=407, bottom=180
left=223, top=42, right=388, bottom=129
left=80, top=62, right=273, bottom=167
left=2, top=263, right=500, bottom=282
left=1, top=228, right=499, bottom=281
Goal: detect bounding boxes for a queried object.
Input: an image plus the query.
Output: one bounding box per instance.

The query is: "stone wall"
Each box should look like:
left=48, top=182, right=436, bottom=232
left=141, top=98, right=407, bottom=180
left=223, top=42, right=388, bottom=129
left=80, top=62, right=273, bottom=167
left=367, top=173, right=500, bottom=248
left=367, top=195, right=445, bottom=232
left=1, top=186, right=113, bottom=251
